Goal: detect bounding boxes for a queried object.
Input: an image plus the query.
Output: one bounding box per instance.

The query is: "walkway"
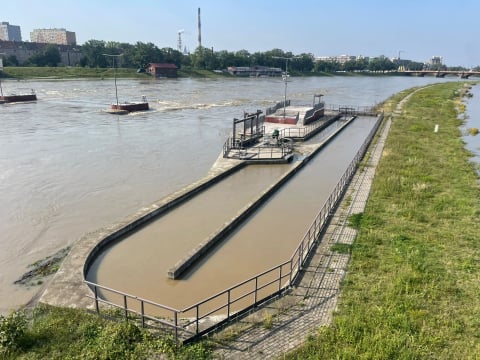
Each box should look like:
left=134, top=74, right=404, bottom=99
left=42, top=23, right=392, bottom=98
left=211, top=115, right=392, bottom=359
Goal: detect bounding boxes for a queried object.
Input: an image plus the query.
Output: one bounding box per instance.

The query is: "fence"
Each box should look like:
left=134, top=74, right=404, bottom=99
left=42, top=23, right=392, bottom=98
left=327, top=104, right=377, bottom=116
left=265, top=100, right=291, bottom=116
left=86, top=113, right=384, bottom=344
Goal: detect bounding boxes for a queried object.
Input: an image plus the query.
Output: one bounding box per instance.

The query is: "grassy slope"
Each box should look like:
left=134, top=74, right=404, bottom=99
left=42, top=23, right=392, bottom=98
left=287, top=82, right=480, bottom=359
left=0, top=66, right=229, bottom=79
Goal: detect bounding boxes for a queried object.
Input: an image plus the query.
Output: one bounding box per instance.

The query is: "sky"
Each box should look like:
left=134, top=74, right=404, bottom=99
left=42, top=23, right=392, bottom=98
left=2, top=0, right=480, bottom=67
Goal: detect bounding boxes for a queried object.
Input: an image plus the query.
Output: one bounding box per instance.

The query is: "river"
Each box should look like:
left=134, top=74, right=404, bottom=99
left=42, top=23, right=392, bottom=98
left=0, top=75, right=459, bottom=314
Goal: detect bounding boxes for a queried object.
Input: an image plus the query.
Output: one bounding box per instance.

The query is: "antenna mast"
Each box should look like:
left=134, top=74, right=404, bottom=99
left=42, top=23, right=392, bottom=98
left=177, top=30, right=184, bottom=52
left=197, top=8, right=202, bottom=49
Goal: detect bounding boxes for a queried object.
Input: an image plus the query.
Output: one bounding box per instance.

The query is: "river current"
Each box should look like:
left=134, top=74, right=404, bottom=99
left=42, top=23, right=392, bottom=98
left=0, top=75, right=467, bottom=314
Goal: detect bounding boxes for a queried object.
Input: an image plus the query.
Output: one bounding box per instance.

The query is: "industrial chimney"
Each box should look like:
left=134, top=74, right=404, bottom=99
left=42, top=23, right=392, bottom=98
left=197, top=7, right=202, bottom=49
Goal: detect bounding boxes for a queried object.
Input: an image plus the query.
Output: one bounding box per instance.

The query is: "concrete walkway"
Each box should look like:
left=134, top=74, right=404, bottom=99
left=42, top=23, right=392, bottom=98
left=211, top=116, right=392, bottom=359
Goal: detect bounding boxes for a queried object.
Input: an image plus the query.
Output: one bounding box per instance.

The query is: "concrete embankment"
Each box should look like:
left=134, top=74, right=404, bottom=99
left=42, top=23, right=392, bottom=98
left=38, top=157, right=244, bottom=309
left=39, top=114, right=356, bottom=310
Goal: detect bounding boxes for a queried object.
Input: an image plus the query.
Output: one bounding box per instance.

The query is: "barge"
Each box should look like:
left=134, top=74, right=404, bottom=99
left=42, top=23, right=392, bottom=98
left=0, top=93, right=37, bottom=103
left=108, top=95, right=149, bottom=114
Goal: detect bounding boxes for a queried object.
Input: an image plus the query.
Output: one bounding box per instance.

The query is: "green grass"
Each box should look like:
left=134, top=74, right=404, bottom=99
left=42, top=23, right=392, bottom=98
left=0, top=305, right=212, bottom=359
left=0, top=66, right=231, bottom=79
left=286, top=82, right=480, bottom=359
left=0, top=66, right=152, bottom=79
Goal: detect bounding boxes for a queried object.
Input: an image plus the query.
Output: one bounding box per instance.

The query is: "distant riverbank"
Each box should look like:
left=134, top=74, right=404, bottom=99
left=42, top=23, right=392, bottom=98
left=0, top=66, right=406, bottom=80
left=0, top=66, right=227, bottom=79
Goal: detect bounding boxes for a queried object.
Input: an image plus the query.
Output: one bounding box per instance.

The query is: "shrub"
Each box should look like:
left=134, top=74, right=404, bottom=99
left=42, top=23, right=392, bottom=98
left=0, top=311, right=27, bottom=355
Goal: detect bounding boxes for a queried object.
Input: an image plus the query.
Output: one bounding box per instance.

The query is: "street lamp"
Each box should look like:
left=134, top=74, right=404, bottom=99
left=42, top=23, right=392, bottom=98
left=272, top=56, right=298, bottom=118
left=102, top=53, right=123, bottom=108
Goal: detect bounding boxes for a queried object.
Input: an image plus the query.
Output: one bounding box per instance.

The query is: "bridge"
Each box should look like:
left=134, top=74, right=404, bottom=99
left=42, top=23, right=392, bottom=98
left=398, top=70, right=480, bottom=78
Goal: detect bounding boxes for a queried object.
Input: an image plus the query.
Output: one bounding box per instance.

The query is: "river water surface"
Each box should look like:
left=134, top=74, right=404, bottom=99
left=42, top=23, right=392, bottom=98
left=0, top=75, right=459, bottom=314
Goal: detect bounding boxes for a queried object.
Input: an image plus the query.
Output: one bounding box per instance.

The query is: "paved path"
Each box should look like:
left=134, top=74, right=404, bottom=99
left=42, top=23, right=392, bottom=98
left=212, top=116, right=392, bottom=359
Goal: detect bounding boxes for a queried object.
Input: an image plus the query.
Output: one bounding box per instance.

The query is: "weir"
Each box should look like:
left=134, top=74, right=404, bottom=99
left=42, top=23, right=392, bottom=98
left=38, top=98, right=383, bottom=343
left=83, top=112, right=379, bottom=307
left=80, top=113, right=382, bottom=343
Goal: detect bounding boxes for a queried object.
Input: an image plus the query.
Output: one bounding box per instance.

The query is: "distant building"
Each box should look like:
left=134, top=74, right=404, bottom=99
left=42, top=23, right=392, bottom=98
left=315, top=55, right=357, bottom=65
left=0, top=40, right=82, bottom=66
left=227, top=66, right=282, bottom=77
left=429, top=56, right=443, bottom=65
left=30, top=28, right=76, bottom=46
left=146, top=63, right=178, bottom=78
left=0, top=22, right=22, bottom=41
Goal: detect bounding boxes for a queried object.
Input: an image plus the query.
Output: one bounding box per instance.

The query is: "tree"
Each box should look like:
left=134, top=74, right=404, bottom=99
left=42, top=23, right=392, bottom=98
left=27, top=44, right=61, bottom=67
left=42, top=44, right=62, bottom=67
left=5, top=55, right=19, bottom=66
left=80, top=40, right=108, bottom=67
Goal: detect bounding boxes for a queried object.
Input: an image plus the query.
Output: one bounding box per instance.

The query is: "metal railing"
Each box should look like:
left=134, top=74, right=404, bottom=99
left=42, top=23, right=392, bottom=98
left=327, top=104, right=377, bottom=116
left=86, top=113, right=384, bottom=344
left=265, top=100, right=291, bottom=115
left=84, top=281, right=185, bottom=341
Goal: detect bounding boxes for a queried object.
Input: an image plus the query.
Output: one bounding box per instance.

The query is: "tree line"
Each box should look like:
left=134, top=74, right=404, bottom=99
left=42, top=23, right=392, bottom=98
left=2, top=39, right=475, bottom=73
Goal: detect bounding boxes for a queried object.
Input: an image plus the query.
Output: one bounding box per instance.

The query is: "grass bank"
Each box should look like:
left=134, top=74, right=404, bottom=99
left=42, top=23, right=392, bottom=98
left=0, top=66, right=230, bottom=79
left=0, top=305, right=213, bottom=359
left=286, top=82, right=480, bottom=359
left=0, top=66, right=404, bottom=80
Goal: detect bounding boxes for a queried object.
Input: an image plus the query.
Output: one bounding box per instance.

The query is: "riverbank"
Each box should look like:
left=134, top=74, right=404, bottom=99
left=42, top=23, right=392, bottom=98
left=0, top=66, right=232, bottom=79
left=286, top=82, right=480, bottom=359
left=0, top=66, right=410, bottom=80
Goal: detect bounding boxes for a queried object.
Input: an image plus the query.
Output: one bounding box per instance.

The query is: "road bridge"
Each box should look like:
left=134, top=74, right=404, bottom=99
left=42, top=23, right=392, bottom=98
left=398, top=70, right=480, bottom=78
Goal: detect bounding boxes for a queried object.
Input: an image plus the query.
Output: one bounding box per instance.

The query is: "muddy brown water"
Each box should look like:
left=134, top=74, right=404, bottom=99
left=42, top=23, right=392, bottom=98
left=0, top=76, right=453, bottom=314
left=86, top=117, right=377, bottom=313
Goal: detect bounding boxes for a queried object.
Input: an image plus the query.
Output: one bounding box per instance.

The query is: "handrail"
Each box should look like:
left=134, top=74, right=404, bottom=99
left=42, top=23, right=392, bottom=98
left=86, top=112, right=384, bottom=344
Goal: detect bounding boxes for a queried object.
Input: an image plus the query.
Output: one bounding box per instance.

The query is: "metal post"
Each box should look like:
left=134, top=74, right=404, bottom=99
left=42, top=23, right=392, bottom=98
left=174, top=312, right=178, bottom=344
left=141, top=301, right=145, bottom=328
left=272, top=56, right=298, bottom=119
left=196, top=306, right=199, bottom=334
left=94, top=286, right=99, bottom=313
left=279, top=266, right=282, bottom=292
left=102, top=54, right=123, bottom=108
left=227, top=290, right=231, bottom=319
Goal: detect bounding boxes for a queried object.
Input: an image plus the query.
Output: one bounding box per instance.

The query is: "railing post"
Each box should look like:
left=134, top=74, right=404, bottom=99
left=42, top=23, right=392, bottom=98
left=174, top=312, right=178, bottom=344
left=196, top=305, right=199, bottom=335
left=299, top=242, right=304, bottom=271
left=289, top=258, right=293, bottom=286
left=227, top=290, right=231, bottom=320
left=254, top=277, right=258, bottom=304
left=141, top=300, right=145, bottom=328
left=93, top=285, right=99, bottom=313
left=123, top=295, right=128, bottom=321
left=279, top=266, right=282, bottom=292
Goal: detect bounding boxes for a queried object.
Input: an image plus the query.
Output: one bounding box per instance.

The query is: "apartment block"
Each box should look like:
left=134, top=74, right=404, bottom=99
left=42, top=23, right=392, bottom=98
left=0, top=22, right=22, bottom=41
left=30, top=28, right=76, bottom=46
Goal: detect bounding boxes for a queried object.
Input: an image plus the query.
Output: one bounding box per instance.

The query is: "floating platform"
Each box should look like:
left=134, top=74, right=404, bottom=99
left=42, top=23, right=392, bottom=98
left=265, top=94, right=324, bottom=126
left=0, top=93, right=37, bottom=103
left=107, top=95, right=149, bottom=114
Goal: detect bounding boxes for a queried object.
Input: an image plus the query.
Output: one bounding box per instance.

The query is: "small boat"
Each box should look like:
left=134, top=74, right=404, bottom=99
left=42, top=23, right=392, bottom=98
left=0, top=77, right=37, bottom=103
left=0, top=92, right=37, bottom=103
left=104, top=54, right=149, bottom=114
left=109, top=95, right=149, bottom=113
